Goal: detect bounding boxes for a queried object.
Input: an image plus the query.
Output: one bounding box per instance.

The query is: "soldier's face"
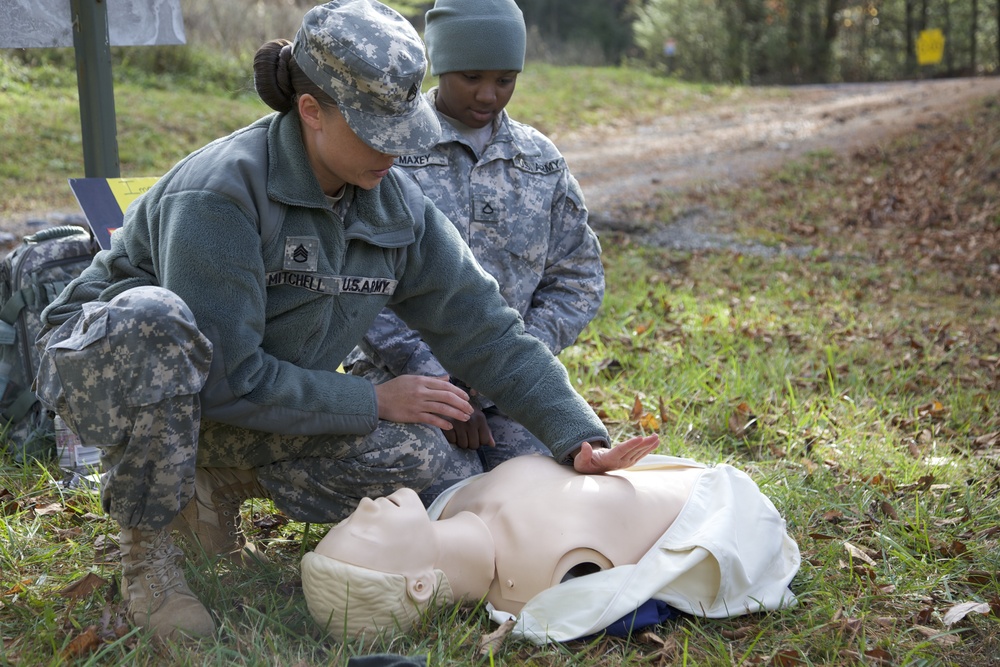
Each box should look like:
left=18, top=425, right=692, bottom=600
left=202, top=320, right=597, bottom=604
left=435, top=70, right=518, bottom=129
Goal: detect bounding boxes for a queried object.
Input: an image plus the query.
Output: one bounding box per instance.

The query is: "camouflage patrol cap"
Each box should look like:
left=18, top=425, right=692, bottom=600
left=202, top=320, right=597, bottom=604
left=292, top=0, right=440, bottom=156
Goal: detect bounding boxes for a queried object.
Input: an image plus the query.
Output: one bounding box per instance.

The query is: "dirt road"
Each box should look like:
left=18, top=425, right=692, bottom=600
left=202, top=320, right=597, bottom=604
left=558, top=77, right=1000, bottom=227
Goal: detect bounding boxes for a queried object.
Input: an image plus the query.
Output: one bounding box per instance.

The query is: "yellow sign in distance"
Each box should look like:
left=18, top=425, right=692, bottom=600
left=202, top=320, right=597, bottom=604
left=916, top=29, right=945, bottom=65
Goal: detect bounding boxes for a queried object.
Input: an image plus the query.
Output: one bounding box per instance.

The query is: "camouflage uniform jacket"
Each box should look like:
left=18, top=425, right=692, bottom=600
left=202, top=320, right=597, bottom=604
left=39, top=111, right=608, bottom=462
left=353, top=89, right=604, bottom=386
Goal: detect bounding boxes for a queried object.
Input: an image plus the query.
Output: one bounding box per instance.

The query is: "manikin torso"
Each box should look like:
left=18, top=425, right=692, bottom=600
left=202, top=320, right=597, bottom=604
left=436, top=455, right=703, bottom=614
left=311, top=455, right=705, bottom=617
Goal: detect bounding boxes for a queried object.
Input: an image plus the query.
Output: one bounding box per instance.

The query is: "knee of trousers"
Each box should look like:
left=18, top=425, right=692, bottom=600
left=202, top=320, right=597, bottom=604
left=36, top=286, right=212, bottom=443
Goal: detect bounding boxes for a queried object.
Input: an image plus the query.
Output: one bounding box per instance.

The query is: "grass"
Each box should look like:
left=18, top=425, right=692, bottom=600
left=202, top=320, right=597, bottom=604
left=2, top=56, right=1000, bottom=664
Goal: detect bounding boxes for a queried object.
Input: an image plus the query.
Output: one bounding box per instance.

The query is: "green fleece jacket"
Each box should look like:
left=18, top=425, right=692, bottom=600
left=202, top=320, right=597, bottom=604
left=41, top=112, right=608, bottom=462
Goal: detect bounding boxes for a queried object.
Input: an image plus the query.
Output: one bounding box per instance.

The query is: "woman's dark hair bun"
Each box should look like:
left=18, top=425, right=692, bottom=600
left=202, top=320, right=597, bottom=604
left=254, top=38, right=295, bottom=113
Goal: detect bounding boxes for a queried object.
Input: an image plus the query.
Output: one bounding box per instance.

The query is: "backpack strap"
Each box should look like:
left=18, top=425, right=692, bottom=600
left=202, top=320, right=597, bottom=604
left=1, top=386, right=38, bottom=422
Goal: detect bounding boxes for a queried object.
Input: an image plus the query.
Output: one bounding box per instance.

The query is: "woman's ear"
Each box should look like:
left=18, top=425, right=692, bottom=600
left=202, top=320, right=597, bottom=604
left=405, top=572, right=436, bottom=604
left=298, top=93, right=323, bottom=130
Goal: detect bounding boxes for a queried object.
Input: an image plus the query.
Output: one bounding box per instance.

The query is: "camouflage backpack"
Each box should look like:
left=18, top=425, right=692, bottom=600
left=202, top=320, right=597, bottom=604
left=0, top=225, right=100, bottom=464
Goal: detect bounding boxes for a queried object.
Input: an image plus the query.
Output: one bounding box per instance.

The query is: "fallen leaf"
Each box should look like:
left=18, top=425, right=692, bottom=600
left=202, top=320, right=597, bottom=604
left=844, top=542, right=877, bottom=566
left=59, top=572, right=109, bottom=600
left=639, top=413, right=660, bottom=431
left=630, top=395, right=644, bottom=420
left=913, top=625, right=961, bottom=646
left=728, top=402, right=758, bottom=438
left=54, top=527, right=84, bottom=541
left=823, top=510, right=845, bottom=524
left=478, top=617, right=515, bottom=656
left=863, top=647, right=893, bottom=664
left=61, top=625, right=101, bottom=660
left=720, top=626, right=754, bottom=639
left=963, top=570, right=996, bottom=586
left=770, top=648, right=806, bottom=666
left=942, top=601, right=991, bottom=626
left=34, top=503, right=65, bottom=516
left=658, top=396, right=670, bottom=424
left=878, top=500, right=898, bottom=520
left=937, top=539, right=968, bottom=559
left=916, top=400, right=947, bottom=420
left=972, top=431, right=999, bottom=448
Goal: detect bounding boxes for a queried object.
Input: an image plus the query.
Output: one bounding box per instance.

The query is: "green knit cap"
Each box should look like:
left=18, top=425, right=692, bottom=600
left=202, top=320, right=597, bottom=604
left=424, top=0, right=526, bottom=76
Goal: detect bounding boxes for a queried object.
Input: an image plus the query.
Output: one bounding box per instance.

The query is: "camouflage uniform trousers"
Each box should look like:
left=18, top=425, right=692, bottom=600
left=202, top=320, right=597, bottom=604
left=34, top=286, right=452, bottom=530
left=347, top=356, right=551, bottom=506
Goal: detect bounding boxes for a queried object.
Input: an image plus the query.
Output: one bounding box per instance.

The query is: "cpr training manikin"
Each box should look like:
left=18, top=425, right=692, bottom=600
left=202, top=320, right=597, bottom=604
left=300, top=454, right=800, bottom=644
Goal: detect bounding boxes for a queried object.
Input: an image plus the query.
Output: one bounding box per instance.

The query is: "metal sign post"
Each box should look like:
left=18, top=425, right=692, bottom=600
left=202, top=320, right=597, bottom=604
left=71, top=0, right=120, bottom=178
left=0, top=0, right=185, bottom=179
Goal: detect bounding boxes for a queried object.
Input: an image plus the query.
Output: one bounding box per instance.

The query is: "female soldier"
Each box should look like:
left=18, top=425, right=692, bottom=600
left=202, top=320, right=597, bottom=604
left=347, top=0, right=605, bottom=502
left=34, top=0, right=653, bottom=640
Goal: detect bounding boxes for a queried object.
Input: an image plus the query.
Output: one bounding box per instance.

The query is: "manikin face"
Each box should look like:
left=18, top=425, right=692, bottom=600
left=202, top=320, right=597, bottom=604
left=299, top=96, right=398, bottom=195
left=435, top=70, right=518, bottom=129
left=314, top=487, right=437, bottom=577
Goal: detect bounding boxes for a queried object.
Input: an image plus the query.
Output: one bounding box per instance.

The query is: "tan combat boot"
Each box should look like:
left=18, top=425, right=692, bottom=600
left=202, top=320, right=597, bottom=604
left=170, top=467, right=269, bottom=567
left=120, top=527, right=215, bottom=639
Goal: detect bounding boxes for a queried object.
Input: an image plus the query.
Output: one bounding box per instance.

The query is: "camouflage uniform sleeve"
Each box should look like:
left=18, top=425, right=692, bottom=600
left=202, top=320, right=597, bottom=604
left=358, top=307, right=448, bottom=378
left=520, top=169, right=605, bottom=355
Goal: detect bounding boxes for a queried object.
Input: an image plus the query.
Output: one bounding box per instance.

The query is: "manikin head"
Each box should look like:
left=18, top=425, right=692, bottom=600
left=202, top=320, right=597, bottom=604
left=300, top=488, right=475, bottom=638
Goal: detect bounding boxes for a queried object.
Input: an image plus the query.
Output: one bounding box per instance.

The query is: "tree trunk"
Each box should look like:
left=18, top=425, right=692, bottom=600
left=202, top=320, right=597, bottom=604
left=944, top=0, right=954, bottom=73
left=905, top=0, right=916, bottom=76
left=969, top=0, right=979, bottom=76
left=786, top=0, right=806, bottom=82
left=807, top=0, right=842, bottom=82
left=971, top=0, right=978, bottom=73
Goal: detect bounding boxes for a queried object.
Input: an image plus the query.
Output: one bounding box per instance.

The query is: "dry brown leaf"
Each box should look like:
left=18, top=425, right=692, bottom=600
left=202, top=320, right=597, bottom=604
left=54, top=527, right=84, bottom=541
left=844, top=542, right=877, bottom=566
left=630, top=395, right=644, bottom=420
left=823, top=510, right=845, bottom=524
left=728, top=402, right=757, bottom=438
left=862, top=647, right=893, bottom=664
left=916, top=400, right=948, bottom=420
left=61, top=625, right=101, bottom=660
left=636, top=630, right=669, bottom=646
left=720, top=626, right=754, bottom=639
left=964, top=570, right=997, bottom=586
left=942, top=601, right=991, bottom=626
left=59, top=572, right=109, bottom=600
left=913, top=625, right=961, bottom=646
left=937, top=539, right=968, bottom=559
left=478, top=617, right=515, bottom=656
left=34, top=503, right=65, bottom=516
left=879, top=500, right=898, bottom=520
left=639, top=412, right=660, bottom=431
left=973, top=431, right=1000, bottom=448
left=770, top=648, right=806, bottom=666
